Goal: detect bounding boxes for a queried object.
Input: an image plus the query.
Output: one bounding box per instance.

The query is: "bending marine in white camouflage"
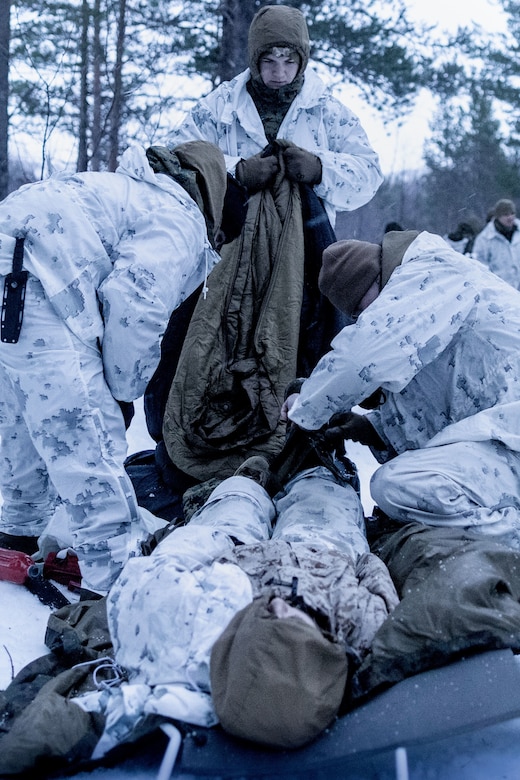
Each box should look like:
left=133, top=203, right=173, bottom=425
left=285, top=229, right=520, bottom=547
left=0, top=141, right=227, bottom=592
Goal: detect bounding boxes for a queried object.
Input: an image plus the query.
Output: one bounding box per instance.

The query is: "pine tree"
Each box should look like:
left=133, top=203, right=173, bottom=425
left=423, top=85, right=520, bottom=230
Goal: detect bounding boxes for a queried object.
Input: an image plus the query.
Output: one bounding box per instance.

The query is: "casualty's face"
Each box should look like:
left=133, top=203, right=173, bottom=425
left=259, top=51, right=299, bottom=88
left=268, top=596, right=317, bottom=629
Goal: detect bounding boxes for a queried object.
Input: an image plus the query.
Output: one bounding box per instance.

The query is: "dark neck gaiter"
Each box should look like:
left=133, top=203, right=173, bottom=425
left=494, top=218, right=517, bottom=243
left=247, top=74, right=304, bottom=144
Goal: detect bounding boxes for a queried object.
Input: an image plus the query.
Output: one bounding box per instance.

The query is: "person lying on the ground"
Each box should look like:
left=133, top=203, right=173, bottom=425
left=6, top=457, right=520, bottom=776
left=69, top=456, right=398, bottom=755
left=283, top=229, right=520, bottom=548
left=0, top=141, right=227, bottom=593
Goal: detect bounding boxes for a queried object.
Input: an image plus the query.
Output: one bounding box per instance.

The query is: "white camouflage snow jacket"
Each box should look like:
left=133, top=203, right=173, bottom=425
left=289, top=231, right=520, bottom=457
left=472, top=218, right=520, bottom=290
left=0, top=145, right=220, bottom=401
left=167, top=67, right=383, bottom=226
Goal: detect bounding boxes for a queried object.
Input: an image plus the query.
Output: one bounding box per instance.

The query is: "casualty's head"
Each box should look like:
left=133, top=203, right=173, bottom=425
left=248, top=5, right=310, bottom=89
left=210, top=594, right=348, bottom=749
left=318, top=230, right=420, bottom=321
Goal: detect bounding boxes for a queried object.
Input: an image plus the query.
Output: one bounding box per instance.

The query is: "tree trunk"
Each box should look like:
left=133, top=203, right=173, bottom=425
left=218, top=0, right=256, bottom=82
left=0, top=0, right=11, bottom=198
left=108, top=0, right=126, bottom=171
left=91, top=0, right=102, bottom=170
left=77, top=0, right=90, bottom=172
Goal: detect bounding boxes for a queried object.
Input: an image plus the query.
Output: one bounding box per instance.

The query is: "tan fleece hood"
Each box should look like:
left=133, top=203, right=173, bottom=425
left=248, top=5, right=310, bottom=81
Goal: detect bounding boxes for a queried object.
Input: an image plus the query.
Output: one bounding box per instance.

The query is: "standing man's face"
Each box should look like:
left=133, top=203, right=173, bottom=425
left=497, top=213, right=516, bottom=229
left=259, top=54, right=299, bottom=89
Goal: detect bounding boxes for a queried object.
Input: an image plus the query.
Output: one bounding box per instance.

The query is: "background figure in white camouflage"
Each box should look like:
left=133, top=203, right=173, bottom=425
left=0, top=141, right=227, bottom=592
left=472, top=198, right=520, bottom=289
left=285, top=230, right=520, bottom=547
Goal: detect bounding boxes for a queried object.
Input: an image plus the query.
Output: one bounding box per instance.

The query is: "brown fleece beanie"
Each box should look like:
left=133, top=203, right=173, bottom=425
left=318, top=240, right=381, bottom=318
left=494, top=199, right=516, bottom=218
left=210, top=595, right=348, bottom=749
left=319, top=231, right=420, bottom=317
left=381, top=230, right=420, bottom=286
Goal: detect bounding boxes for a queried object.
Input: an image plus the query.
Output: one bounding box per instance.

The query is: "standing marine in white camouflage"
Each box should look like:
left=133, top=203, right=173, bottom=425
left=472, top=198, right=520, bottom=289
left=167, top=4, right=383, bottom=227
left=0, top=141, right=227, bottom=592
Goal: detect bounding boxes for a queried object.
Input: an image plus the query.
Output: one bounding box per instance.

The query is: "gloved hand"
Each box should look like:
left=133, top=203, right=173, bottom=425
left=320, top=411, right=385, bottom=449
left=236, top=152, right=279, bottom=192
left=283, top=146, right=322, bottom=184
left=280, top=392, right=300, bottom=422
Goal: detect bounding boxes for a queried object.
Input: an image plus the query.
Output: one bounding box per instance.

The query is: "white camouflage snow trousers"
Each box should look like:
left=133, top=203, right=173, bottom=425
left=0, top=276, right=154, bottom=592
left=189, top=464, right=369, bottom=560
left=371, top=440, right=520, bottom=549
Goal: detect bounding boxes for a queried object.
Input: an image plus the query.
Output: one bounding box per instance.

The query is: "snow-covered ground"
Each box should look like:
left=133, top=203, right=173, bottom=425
left=2, top=400, right=520, bottom=779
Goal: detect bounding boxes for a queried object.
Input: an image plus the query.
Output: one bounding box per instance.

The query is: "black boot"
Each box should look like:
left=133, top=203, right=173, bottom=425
left=0, top=531, right=39, bottom=555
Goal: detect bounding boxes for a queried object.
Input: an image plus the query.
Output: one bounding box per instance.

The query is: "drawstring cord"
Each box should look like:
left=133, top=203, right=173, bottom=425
left=202, top=248, right=210, bottom=299
left=72, top=656, right=127, bottom=690
left=72, top=656, right=184, bottom=779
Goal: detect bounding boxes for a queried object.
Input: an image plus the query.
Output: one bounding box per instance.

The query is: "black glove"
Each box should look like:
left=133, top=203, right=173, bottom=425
left=284, top=377, right=305, bottom=400
left=236, top=152, right=279, bottom=192
left=283, top=146, right=322, bottom=184
left=320, top=411, right=385, bottom=449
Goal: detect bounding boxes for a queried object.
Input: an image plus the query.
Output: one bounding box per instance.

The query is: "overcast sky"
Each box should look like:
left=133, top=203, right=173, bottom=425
left=406, top=0, right=506, bottom=31
left=9, top=0, right=510, bottom=179
left=354, top=0, right=509, bottom=175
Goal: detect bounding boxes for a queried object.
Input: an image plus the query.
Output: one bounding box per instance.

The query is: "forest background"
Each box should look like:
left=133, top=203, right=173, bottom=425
left=1, top=0, right=520, bottom=242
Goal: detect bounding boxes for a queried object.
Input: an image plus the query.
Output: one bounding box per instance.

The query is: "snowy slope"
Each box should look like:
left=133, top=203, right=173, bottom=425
left=2, top=400, right=520, bottom=779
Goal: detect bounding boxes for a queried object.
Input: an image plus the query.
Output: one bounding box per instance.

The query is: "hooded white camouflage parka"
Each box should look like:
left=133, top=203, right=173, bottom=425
left=0, top=144, right=220, bottom=401
left=167, top=68, right=383, bottom=226
left=289, top=231, right=520, bottom=538
left=289, top=231, right=520, bottom=452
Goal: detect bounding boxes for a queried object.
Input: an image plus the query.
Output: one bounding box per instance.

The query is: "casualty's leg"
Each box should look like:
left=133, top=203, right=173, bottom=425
left=188, top=475, right=275, bottom=545
left=272, top=466, right=369, bottom=559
